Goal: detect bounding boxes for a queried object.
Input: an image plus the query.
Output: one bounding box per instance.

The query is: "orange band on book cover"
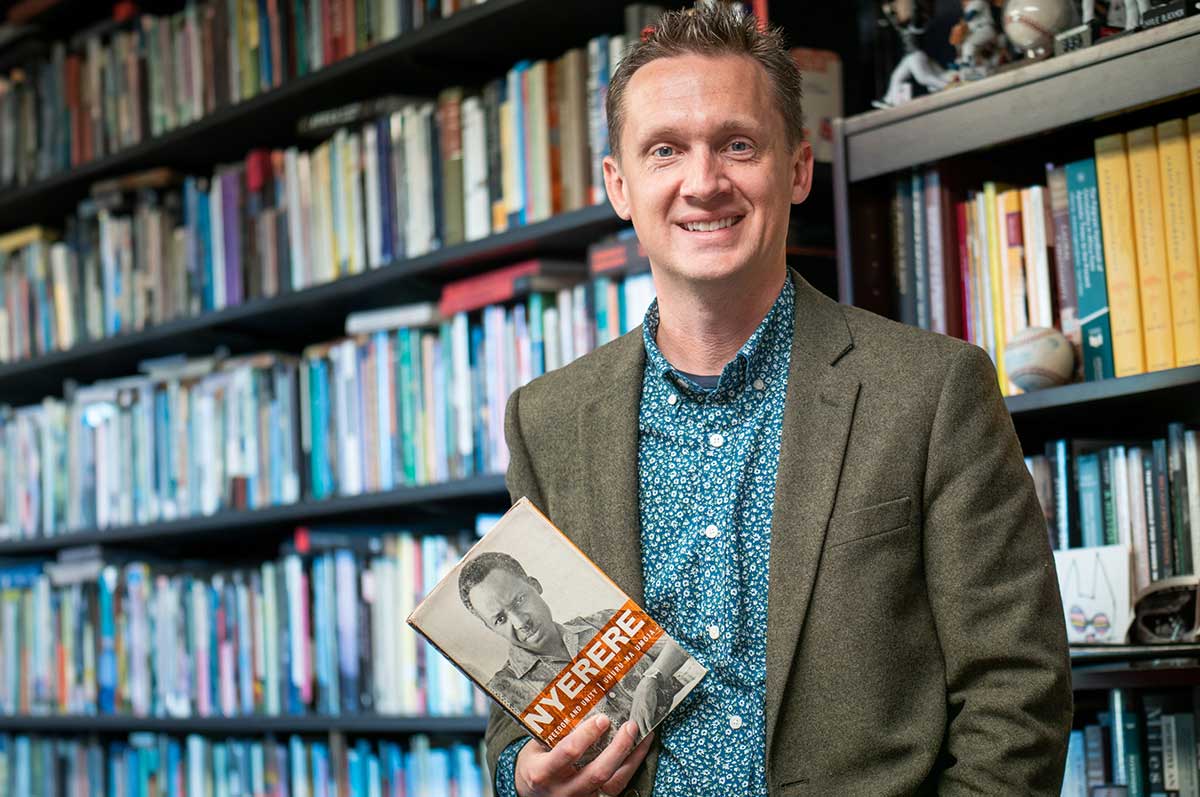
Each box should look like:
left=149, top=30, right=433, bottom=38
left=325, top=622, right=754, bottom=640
left=521, top=599, right=664, bottom=746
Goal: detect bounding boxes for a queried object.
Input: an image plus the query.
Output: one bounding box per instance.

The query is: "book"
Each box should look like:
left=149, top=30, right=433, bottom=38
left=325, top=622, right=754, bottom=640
left=437, top=258, right=586, bottom=316
left=408, top=497, right=706, bottom=760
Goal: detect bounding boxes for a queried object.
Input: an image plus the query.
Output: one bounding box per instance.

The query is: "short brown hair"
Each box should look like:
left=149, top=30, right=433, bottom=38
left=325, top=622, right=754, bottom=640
left=605, top=4, right=804, bottom=161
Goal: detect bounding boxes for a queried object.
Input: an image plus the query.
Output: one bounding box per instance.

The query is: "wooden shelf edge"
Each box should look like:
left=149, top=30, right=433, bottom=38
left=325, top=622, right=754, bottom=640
left=0, top=714, right=489, bottom=735
left=0, top=474, right=509, bottom=556
left=1004, top=364, right=1200, bottom=417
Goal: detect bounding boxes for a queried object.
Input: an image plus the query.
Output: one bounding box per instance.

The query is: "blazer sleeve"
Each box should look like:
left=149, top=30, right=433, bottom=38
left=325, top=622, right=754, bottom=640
left=484, top=385, right=547, bottom=785
left=922, top=345, right=1073, bottom=795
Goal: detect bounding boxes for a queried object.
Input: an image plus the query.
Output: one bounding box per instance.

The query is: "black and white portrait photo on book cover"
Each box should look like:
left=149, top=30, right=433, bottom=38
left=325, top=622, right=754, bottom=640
left=407, top=498, right=706, bottom=758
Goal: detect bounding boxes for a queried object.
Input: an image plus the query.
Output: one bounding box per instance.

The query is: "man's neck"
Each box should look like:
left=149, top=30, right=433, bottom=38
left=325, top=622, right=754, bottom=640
left=653, top=266, right=788, bottom=376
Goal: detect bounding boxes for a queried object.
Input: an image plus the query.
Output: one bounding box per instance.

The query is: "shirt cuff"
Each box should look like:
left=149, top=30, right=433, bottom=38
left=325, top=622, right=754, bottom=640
left=494, top=738, right=530, bottom=797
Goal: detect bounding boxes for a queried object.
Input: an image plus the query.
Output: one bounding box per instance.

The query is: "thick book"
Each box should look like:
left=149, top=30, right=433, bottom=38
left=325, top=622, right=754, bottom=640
left=408, top=497, right=706, bottom=759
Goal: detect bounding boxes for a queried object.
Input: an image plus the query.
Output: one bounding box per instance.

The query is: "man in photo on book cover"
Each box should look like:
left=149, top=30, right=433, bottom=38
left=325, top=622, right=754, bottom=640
left=459, top=551, right=693, bottom=750
left=489, top=4, right=1072, bottom=797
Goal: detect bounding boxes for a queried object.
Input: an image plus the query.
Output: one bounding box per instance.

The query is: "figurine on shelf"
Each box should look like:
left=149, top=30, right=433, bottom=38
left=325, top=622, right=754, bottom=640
left=1083, top=0, right=1152, bottom=30
left=950, top=0, right=1008, bottom=81
left=875, top=0, right=954, bottom=108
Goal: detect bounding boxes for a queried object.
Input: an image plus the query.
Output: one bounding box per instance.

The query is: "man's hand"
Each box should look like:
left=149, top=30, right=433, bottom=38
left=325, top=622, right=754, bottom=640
left=514, top=715, right=653, bottom=797
left=627, top=675, right=661, bottom=737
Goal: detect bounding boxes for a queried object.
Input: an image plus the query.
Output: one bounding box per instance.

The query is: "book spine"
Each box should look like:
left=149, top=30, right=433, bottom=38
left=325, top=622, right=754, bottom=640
left=1064, top=159, right=1115, bottom=381
left=1094, top=133, right=1145, bottom=377
left=1126, top=126, right=1175, bottom=371
left=1157, top=118, right=1200, bottom=366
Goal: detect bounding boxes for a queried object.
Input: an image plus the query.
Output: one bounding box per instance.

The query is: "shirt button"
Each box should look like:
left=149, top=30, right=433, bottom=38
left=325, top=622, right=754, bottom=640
left=667, top=394, right=677, bottom=406
left=753, top=378, right=766, bottom=391
left=729, top=715, right=743, bottom=730
left=703, top=524, right=720, bottom=539
left=708, top=432, right=724, bottom=448
left=708, top=625, right=721, bottom=640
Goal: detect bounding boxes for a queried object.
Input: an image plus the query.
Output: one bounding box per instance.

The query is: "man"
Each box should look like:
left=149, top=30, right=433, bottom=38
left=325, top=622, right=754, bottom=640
left=487, top=5, right=1072, bottom=796
left=459, top=551, right=693, bottom=753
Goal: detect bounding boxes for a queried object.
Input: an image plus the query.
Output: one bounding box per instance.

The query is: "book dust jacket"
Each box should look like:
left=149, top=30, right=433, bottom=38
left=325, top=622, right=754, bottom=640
left=408, top=497, right=706, bottom=758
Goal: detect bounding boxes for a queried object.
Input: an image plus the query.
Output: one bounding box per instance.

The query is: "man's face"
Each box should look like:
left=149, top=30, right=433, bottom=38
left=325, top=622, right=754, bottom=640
left=468, top=569, right=559, bottom=657
left=603, top=53, right=812, bottom=289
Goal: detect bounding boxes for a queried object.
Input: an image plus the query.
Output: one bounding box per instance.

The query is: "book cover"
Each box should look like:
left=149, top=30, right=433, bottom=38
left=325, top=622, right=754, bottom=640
left=1156, top=118, right=1200, bottom=367
left=1064, top=158, right=1115, bottom=381
left=1093, top=133, right=1145, bottom=377
left=408, top=497, right=706, bottom=759
left=1126, top=126, right=1175, bottom=371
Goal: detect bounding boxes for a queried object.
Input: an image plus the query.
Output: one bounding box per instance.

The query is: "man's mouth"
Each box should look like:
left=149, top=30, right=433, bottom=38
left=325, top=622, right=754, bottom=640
left=679, top=216, right=744, bottom=232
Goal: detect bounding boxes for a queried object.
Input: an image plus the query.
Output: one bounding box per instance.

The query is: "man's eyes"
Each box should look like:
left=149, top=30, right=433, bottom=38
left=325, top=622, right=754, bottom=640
left=653, top=145, right=675, bottom=158
left=728, top=140, right=753, bottom=153
left=493, top=613, right=506, bottom=626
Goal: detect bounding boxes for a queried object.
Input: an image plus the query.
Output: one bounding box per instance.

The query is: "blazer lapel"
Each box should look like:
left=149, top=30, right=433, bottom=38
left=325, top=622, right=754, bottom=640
left=577, top=330, right=647, bottom=605
left=764, top=273, right=861, bottom=750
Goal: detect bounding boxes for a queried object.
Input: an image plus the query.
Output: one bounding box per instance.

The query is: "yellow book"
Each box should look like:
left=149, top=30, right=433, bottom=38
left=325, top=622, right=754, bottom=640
left=998, top=187, right=1029, bottom=340
left=982, top=182, right=1009, bottom=391
left=1158, top=118, right=1200, bottom=367
left=1094, top=133, right=1145, bottom=377
left=0, top=225, right=53, bottom=253
left=1127, top=126, right=1175, bottom=371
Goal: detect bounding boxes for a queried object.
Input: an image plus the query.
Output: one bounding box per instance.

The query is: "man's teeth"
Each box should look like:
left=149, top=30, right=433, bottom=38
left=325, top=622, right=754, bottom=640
left=683, top=217, right=740, bottom=232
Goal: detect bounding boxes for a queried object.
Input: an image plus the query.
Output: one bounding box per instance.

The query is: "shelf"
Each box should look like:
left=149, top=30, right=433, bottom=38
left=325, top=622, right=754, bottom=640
left=0, top=474, right=509, bottom=557
left=0, top=0, right=669, bottom=230
left=0, top=714, right=489, bottom=736
left=1070, top=644, right=1200, bottom=690
left=1005, top=365, right=1200, bottom=419
left=0, top=203, right=624, bottom=405
left=837, top=15, right=1200, bottom=183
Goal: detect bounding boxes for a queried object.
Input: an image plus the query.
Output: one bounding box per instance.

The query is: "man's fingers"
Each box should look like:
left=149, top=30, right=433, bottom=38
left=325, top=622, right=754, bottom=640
left=601, top=731, right=655, bottom=796
left=543, top=714, right=611, bottom=773
left=573, top=721, right=639, bottom=791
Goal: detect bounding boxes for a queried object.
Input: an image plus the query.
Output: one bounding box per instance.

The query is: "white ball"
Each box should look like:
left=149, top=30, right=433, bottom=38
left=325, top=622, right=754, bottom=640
left=1003, top=0, right=1079, bottom=57
left=1005, top=326, right=1076, bottom=391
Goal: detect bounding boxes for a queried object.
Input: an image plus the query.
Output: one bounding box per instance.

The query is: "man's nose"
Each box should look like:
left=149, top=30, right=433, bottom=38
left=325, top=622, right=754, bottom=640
left=679, top=149, right=728, bottom=202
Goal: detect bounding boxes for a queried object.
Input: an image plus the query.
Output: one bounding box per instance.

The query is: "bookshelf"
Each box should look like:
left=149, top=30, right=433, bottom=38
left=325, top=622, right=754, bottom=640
left=0, top=2, right=867, bottom=792
left=833, top=13, right=1200, bottom=793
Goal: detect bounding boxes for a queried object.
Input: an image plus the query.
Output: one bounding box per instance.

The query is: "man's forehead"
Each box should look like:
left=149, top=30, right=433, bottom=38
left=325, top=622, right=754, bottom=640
left=626, top=53, right=771, bottom=103
left=623, top=53, right=775, bottom=134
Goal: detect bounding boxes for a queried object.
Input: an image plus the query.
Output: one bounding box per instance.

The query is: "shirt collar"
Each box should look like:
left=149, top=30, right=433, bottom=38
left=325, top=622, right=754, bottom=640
left=641, top=272, right=794, bottom=401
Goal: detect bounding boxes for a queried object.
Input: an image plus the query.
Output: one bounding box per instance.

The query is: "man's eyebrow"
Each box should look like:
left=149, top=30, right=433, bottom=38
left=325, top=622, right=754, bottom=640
left=636, top=118, right=763, bottom=149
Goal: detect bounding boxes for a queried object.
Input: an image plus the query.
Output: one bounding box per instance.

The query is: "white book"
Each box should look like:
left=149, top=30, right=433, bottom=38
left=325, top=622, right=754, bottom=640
left=462, top=96, right=491, bottom=242
left=1025, top=186, right=1055, bottom=329
left=297, top=151, right=317, bottom=289
left=341, top=340, right=366, bottom=496
left=370, top=554, right=393, bottom=713
left=543, top=306, right=561, bottom=372
left=1113, top=446, right=1130, bottom=549
left=452, top=312, right=473, bottom=462
left=345, top=302, right=442, bottom=335
left=284, top=149, right=308, bottom=290
left=363, top=124, right=383, bottom=269
left=404, top=104, right=435, bottom=257
left=208, top=185, right=226, bottom=310
left=1127, top=446, right=1151, bottom=596
left=262, top=562, right=280, bottom=716
left=556, top=287, right=574, bottom=365
left=526, top=61, right=551, bottom=223
left=397, top=534, right=418, bottom=713
left=925, top=169, right=947, bottom=335
left=973, top=194, right=995, bottom=364
left=346, top=131, right=366, bottom=275
left=504, top=66, right=525, bottom=224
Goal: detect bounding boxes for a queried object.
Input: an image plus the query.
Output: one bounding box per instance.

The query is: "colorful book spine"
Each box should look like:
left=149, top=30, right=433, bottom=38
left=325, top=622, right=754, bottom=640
left=1093, top=134, right=1145, bottom=377
left=1064, top=158, right=1115, bottom=381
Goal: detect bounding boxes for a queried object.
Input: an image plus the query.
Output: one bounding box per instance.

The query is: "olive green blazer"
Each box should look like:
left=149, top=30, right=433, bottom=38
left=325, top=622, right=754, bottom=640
left=487, top=271, right=1072, bottom=796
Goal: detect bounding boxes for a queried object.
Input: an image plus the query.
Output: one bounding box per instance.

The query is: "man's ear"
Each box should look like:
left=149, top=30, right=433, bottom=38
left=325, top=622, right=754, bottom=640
left=790, top=140, right=814, bottom=206
left=528, top=576, right=544, bottom=594
left=603, top=155, right=632, bottom=220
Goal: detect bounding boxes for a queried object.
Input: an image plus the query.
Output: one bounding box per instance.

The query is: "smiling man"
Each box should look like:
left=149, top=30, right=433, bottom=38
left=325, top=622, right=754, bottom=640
left=487, top=5, right=1072, bottom=797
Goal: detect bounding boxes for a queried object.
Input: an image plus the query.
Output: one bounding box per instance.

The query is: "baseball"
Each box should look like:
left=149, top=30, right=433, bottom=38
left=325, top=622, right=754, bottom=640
left=1006, top=326, right=1076, bottom=391
left=1003, top=0, right=1079, bottom=57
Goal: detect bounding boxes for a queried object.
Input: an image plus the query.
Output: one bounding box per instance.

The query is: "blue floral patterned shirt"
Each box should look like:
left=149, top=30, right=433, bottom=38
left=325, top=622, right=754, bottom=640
left=495, top=273, right=793, bottom=795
